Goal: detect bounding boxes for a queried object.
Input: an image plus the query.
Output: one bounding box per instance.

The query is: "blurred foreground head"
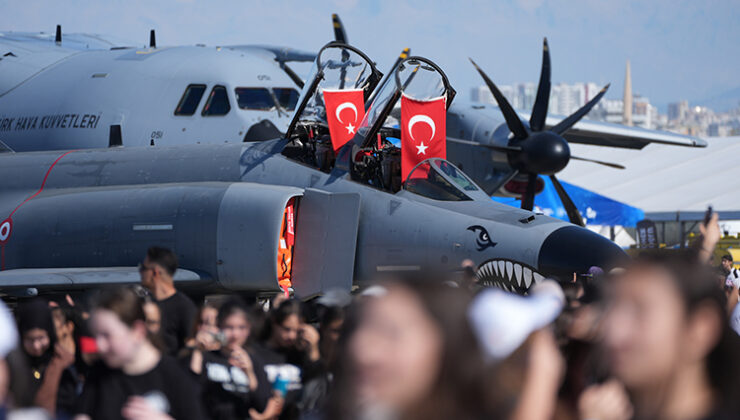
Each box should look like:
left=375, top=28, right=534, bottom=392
left=604, top=251, right=740, bottom=416
left=90, top=287, right=151, bottom=369
left=332, top=275, right=491, bottom=420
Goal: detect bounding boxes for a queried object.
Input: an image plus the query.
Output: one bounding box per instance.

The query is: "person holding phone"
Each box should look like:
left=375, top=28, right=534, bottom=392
left=253, top=299, right=324, bottom=420
left=696, top=207, right=721, bottom=264
left=182, top=298, right=280, bottom=420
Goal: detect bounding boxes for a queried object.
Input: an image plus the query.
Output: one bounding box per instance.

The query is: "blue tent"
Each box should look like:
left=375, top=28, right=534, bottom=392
left=491, top=177, right=644, bottom=227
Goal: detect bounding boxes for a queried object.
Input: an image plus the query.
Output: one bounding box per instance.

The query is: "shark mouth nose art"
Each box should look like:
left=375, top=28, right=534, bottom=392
left=475, top=259, right=545, bottom=294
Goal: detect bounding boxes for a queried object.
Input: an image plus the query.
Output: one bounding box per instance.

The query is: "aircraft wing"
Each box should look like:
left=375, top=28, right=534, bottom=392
left=517, top=110, right=706, bottom=149
left=226, top=45, right=317, bottom=63
left=0, top=31, right=135, bottom=96
left=0, top=267, right=206, bottom=292
left=0, top=31, right=133, bottom=51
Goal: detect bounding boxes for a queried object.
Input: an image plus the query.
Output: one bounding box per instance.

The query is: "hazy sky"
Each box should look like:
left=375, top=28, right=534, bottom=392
left=3, top=0, right=738, bottom=108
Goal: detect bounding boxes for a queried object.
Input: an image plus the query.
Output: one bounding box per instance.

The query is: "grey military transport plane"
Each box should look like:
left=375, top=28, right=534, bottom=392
left=0, top=43, right=623, bottom=298
left=0, top=25, right=315, bottom=150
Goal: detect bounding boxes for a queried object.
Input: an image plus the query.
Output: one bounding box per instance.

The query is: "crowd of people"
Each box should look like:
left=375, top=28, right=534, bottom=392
left=1, top=216, right=740, bottom=420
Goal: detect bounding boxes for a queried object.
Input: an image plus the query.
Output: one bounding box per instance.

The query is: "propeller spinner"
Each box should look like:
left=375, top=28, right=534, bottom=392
left=470, top=39, right=623, bottom=226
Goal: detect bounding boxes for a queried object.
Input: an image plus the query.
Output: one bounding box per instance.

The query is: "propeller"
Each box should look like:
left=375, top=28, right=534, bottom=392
left=390, top=47, right=411, bottom=74
left=332, top=14, right=350, bottom=89
left=149, top=29, right=156, bottom=48
left=470, top=38, right=621, bottom=226
left=366, top=47, right=411, bottom=106
left=332, top=14, right=348, bottom=43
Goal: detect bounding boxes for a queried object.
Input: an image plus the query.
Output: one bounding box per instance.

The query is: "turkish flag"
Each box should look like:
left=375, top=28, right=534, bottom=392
left=324, top=89, right=365, bottom=152
left=401, top=94, right=446, bottom=180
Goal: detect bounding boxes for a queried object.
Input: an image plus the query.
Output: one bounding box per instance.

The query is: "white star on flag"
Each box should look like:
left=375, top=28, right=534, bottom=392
left=345, top=123, right=355, bottom=134
left=416, top=142, right=428, bottom=155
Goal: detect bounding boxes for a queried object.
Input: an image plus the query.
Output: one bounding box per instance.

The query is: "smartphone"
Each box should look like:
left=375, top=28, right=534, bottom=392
left=211, top=331, right=227, bottom=347
left=703, top=205, right=713, bottom=226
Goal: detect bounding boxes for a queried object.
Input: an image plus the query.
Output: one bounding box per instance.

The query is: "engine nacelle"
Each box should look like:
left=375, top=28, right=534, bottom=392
left=2, top=182, right=303, bottom=291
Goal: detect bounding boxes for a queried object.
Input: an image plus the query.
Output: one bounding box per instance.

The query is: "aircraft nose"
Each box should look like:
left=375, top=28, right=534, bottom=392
left=537, top=225, right=627, bottom=281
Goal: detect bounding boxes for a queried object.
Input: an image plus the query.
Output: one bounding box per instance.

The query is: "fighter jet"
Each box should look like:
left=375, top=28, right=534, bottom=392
left=0, top=19, right=703, bottom=220
left=0, top=43, right=624, bottom=298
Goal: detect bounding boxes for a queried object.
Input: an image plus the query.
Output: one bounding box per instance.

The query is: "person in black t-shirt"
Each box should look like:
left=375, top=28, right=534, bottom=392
left=75, top=287, right=205, bottom=420
left=254, top=299, right=324, bottom=420
left=182, top=298, right=282, bottom=420
left=16, top=298, right=79, bottom=418
left=48, top=296, right=87, bottom=417
left=139, top=246, right=196, bottom=356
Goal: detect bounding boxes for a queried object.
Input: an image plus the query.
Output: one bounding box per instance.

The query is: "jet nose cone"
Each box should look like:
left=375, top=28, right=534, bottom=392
left=537, top=226, right=626, bottom=281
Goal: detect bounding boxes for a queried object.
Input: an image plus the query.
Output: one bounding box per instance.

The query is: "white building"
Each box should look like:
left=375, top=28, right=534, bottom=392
left=471, top=81, right=602, bottom=117
left=632, top=95, right=656, bottom=130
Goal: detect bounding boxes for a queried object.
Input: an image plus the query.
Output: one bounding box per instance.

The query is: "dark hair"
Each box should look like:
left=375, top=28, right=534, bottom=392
left=146, top=246, right=178, bottom=276
left=580, top=276, right=605, bottom=305
left=260, top=299, right=304, bottom=342
left=721, top=254, right=733, bottom=262
left=319, top=305, right=345, bottom=330
left=189, top=300, right=220, bottom=339
left=327, top=275, right=493, bottom=420
left=560, top=280, right=584, bottom=308
left=93, top=287, right=165, bottom=351
left=631, top=251, right=740, bottom=412
left=15, top=298, right=57, bottom=367
left=217, top=297, right=250, bottom=329
left=95, top=287, right=146, bottom=326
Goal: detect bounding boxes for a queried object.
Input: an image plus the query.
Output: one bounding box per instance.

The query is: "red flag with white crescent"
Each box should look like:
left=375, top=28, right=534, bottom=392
left=400, top=94, right=446, bottom=180
left=323, top=89, right=365, bottom=152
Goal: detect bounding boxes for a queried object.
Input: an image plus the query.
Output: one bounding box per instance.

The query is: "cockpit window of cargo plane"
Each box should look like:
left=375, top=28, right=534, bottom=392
left=273, top=88, right=299, bottom=111
left=235, top=88, right=275, bottom=110
left=174, top=84, right=207, bottom=116
left=202, top=85, right=231, bottom=116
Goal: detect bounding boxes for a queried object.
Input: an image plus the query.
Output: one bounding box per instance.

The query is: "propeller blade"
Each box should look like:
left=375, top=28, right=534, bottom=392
left=390, top=47, right=410, bottom=73
left=332, top=14, right=348, bottom=43
left=55, top=25, right=62, bottom=44
left=149, top=29, right=156, bottom=48
left=549, top=175, right=584, bottom=226
left=551, top=84, right=610, bottom=135
left=469, top=58, right=529, bottom=139
left=367, top=48, right=410, bottom=105
left=571, top=156, right=625, bottom=170
left=529, top=38, right=551, bottom=132
left=279, top=62, right=304, bottom=89
left=478, top=143, right=522, bottom=153
left=521, top=173, right=538, bottom=211
left=446, top=137, right=523, bottom=154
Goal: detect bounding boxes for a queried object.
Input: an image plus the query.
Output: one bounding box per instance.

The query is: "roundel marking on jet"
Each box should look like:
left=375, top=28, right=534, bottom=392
left=1, top=150, right=78, bottom=270
left=0, top=219, right=11, bottom=244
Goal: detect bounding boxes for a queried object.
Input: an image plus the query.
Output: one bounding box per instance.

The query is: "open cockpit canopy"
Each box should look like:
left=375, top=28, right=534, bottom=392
left=352, top=56, right=456, bottom=149
left=286, top=42, right=382, bottom=138
left=404, top=158, right=487, bottom=201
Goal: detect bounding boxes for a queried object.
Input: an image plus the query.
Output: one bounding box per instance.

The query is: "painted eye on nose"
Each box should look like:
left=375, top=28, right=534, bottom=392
left=467, top=225, right=497, bottom=251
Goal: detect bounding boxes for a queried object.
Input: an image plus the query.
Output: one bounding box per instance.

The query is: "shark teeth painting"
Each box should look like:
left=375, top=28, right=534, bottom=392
left=475, top=259, right=545, bottom=294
